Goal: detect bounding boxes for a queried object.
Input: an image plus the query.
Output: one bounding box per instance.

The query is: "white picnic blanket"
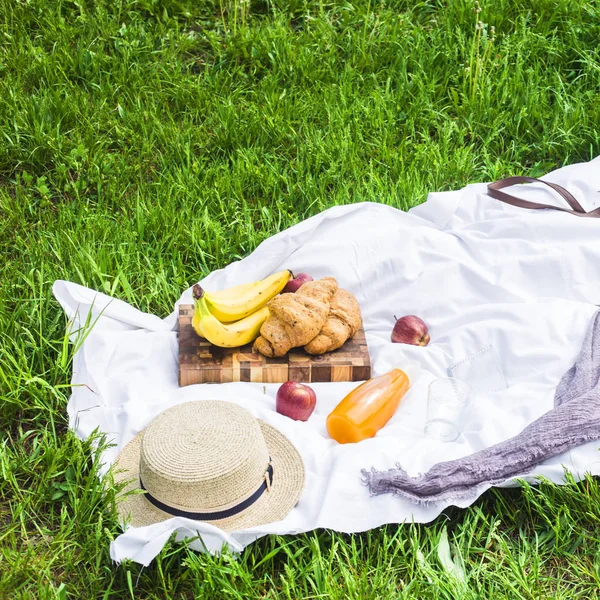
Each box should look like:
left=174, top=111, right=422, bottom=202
left=53, top=156, right=600, bottom=566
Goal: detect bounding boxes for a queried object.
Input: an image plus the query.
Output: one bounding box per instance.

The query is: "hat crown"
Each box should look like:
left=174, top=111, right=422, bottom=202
left=139, top=401, right=270, bottom=512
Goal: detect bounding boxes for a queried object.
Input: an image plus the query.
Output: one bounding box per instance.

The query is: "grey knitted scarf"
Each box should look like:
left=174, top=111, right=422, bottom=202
left=362, top=310, right=600, bottom=504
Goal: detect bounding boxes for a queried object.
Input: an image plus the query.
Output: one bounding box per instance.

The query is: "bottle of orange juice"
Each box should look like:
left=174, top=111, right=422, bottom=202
left=326, top=368, right=411, bottom=444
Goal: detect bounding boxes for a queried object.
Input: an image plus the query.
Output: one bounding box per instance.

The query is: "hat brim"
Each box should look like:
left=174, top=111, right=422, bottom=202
left=112, top=421, right=305, bottom=531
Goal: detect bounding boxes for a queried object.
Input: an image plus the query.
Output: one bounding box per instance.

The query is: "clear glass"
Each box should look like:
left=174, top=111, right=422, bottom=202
left=424, top=377, right=471, bottom=442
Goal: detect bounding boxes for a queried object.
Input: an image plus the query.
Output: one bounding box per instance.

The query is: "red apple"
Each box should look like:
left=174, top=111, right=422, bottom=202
left=276, top=382, right=317, bottom=421
left=282, top=273, right=313, bottom=293
left=391, top=315, right=430, bottom=346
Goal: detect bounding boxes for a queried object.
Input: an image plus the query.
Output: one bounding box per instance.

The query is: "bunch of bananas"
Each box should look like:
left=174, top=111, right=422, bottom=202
left=191, top=270, right=292, bottom=348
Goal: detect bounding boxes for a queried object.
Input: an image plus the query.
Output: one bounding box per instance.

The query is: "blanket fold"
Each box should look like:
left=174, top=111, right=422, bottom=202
left=363, top=311, right=600, bottom=504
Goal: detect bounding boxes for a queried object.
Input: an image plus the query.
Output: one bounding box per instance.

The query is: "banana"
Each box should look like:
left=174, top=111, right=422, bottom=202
left=204, top=280, right=258, bottom=302
left=192, top=285, right=270, bottom=348
left=201, top=270, right=292, bottom=322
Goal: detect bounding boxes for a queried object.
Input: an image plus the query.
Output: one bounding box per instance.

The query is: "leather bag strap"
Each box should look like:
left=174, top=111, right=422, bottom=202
left=487, top=176, right=600, bottom=218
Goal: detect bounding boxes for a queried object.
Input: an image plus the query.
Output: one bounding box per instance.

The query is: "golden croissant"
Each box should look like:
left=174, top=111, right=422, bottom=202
left=304, top=288, right=361, bottom=355
left=253, top=277, right=338, bottom=357
left=253, top=277, right=362, bottom=357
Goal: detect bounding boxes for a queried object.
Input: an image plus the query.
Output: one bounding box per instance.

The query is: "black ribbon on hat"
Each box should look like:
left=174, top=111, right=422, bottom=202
left=139, top=461, right=274, bottom=521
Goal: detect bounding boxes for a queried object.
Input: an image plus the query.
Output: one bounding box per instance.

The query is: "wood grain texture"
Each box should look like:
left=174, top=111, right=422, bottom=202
left=178, top=304, right=371, bottom=385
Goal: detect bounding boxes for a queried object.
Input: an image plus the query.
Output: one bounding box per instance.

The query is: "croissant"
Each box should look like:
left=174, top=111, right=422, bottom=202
left=253, top=277, right=338, bottom=357
left=304, top=288, right=362, bottom=355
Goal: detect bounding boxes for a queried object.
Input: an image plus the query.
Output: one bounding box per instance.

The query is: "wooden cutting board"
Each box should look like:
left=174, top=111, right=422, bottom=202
left=178, top=304, right=371, bottom=385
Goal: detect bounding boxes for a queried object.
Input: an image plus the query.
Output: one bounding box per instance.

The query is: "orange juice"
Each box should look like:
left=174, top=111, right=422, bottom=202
left=326, top=369, right=410, bottom=444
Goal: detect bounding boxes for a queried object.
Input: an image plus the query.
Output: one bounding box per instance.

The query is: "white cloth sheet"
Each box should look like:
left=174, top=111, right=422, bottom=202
left=53, top=156, right=600, bottom=565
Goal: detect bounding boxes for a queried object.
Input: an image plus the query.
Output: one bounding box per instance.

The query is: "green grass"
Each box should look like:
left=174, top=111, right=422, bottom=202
left=1, top=0, right=600, bottom=596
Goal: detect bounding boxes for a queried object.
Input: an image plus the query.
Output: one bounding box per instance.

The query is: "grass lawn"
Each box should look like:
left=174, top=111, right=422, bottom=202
left=2, top=0, right=600, bottom=597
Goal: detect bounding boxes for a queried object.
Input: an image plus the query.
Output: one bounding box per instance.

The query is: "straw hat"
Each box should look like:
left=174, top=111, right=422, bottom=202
left=113, top=401, right=305, bottom=530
